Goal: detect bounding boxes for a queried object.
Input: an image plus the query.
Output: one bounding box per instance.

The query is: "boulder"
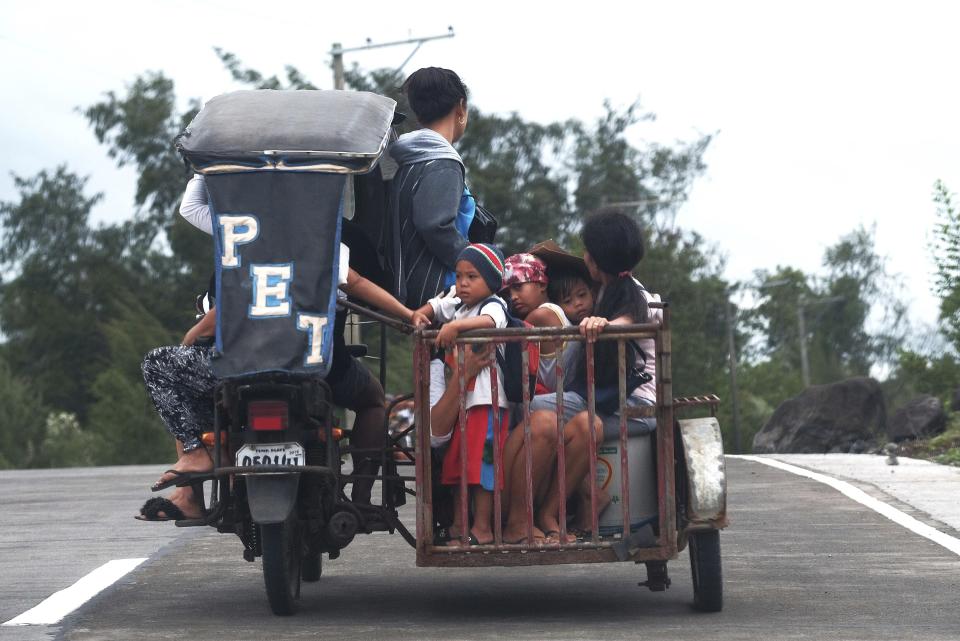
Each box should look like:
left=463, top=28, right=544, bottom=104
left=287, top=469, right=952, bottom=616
left=887, top=395, right=947, bottom=443
left=752, top=377, right=886, bottom=454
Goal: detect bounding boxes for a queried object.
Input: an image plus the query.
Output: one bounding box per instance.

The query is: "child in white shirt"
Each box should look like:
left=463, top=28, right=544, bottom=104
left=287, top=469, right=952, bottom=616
left=416, top=243, right=508, bottom=546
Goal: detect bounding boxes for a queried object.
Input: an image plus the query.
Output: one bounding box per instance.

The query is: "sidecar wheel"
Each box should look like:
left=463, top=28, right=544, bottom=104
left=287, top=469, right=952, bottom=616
left=689, top=529, right=723, bottom=612
left=261, top=518, right=301, bottom=615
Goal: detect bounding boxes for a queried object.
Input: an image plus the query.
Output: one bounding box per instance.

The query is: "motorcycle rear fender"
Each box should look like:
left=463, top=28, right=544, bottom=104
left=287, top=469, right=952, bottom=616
left=246, top=474, right=300, bottom=524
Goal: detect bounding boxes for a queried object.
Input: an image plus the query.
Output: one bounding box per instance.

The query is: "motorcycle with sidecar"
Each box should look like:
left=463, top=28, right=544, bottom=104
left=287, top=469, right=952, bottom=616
left=169, top=89, right=728, bottom=616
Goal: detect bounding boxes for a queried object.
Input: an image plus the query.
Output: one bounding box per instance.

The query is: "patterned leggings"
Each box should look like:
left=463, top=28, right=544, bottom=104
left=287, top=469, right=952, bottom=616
left=142, top=345, right=216, bottom=452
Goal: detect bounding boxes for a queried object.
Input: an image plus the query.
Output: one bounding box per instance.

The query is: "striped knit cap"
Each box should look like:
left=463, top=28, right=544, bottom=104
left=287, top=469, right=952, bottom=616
left=457, top=243, right=505, bottom=295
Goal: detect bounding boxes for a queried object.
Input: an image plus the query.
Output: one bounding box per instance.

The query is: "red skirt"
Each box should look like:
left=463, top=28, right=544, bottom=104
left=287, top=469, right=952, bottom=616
left=441, top=405, right=510, bottom=488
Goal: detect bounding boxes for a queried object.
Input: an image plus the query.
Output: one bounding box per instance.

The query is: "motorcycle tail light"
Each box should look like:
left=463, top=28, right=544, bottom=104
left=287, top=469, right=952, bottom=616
left=201, top=432, right=228, bottom=446
left=318, top=427, right=345, bottom=442
left=248, top=400, right=289, bottom=431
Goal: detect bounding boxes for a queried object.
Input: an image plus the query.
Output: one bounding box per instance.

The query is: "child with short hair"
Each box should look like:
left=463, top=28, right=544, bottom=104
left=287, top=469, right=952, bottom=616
left=547, top=269, right=596, bottom=326
left=415, top=243, right=509, bottom=546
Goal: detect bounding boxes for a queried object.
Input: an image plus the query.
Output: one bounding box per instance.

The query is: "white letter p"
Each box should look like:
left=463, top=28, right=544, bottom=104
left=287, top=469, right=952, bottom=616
left=218, top=215, right=259, bottom=268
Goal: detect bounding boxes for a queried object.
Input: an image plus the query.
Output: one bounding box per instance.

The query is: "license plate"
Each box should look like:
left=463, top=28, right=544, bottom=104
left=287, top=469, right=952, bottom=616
left=236, top=442, right=306, bottom=467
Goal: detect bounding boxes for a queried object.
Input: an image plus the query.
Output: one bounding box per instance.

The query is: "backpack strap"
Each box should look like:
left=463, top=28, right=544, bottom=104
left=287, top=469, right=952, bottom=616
left=477, top=295, right=509, bottom=319
left=477, top=296, right=509, bottom=363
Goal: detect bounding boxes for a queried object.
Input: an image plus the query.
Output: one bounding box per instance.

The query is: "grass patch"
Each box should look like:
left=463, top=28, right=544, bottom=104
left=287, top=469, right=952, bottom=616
left=897, top=417, right=960, bottom=467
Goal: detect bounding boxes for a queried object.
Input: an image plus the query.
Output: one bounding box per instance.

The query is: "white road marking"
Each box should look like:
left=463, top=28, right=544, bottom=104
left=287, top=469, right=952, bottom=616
left=734, top=455, right=960, bottom=558
left=2, top=558, right=147, bottom=626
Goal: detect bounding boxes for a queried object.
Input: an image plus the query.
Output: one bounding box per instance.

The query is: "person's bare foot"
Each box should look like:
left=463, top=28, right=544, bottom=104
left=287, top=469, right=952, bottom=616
left=167, top=485, right=205, bottom=519
left=152, top=447, right=213, bottom=489
left=471, top=526, right=494, bottom=545
left=543, top=529, right=577, bottom=544
left=575, top=486, right=611, bottom=532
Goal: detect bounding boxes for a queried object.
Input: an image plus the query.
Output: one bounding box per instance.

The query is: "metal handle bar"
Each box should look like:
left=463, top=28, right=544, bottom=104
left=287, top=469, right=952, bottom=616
left=341, top=299, right=667, bottom=337
left=338, top=299, right=417, bottom=334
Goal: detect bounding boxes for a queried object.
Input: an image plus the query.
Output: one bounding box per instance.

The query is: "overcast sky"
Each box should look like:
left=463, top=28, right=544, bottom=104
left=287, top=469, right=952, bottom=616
left=2, top=0, right=958, bottom=336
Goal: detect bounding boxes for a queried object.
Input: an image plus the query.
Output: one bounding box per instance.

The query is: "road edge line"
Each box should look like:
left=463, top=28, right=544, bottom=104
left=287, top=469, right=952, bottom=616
left=2, top=558, right=147, bottom=626
left=731, top=455, right=960, bottom=558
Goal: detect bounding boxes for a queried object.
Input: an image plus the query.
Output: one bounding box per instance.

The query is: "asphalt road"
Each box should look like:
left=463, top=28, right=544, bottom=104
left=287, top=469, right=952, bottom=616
left=0, top=465, right=194, bottom=641
left=2, top=458, right=959, bottom=641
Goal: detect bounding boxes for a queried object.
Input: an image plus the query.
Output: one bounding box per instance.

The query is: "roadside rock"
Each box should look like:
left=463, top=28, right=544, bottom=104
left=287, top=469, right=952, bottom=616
left=752, top=377, right=885, bottom=453
left=951, top=387, right=960, bottom=412
left=887, top=395, right=947, bottom=443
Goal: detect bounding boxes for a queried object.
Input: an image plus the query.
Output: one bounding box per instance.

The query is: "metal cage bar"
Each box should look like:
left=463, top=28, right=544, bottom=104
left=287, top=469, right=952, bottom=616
left=584, top=340, right=600, bottom=546
left=457, top=346, right=469, bottom=547
left=491, top=345, right=503, bottom=547
left=520, top=342, right=535, bottom=544
left=554, top=341, right=568, bottom=545
left=617, top=339, right=631, bottom=538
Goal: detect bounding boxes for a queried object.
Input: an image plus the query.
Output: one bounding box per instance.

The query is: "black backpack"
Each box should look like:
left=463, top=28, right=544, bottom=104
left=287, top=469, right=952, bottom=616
left=476, top=297, right=539, bottom=404
left=468, top=203, right=498, bottom=244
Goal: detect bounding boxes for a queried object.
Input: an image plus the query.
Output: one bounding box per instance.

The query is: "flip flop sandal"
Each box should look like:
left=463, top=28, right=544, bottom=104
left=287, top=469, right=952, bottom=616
left=433, top=527, right=453, bottom=546
left=151, top=470, right=212, bottom=492
left=151, top=448, right=215, bottom=491
left=135, top=497, right=186, bottom=522
left=503, top=534, right=547, bottom=546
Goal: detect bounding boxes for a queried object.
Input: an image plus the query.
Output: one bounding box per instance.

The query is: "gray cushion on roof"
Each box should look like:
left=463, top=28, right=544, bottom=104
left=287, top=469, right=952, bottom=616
left=177, top=90, right=397, bottom=172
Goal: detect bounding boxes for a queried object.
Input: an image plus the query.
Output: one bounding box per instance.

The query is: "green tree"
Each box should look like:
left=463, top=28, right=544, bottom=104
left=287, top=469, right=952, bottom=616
left=85, top=292, right=176, bottom=464
left=217, top=48, right=318, bottom=91
left=879, top=181, right=960, bottom=414
left=37, top=412, right=101, bottom=468
left=0, top=167, right=106, bottom=417
left=729, top=227, right=908, bottom=451
left=747, top=227, right=899, bottom=387
left=931, top=179, right=960, bottom=350
left=83, top=71, right=207, bottom=329
left=458, top=112, right=571, bottom=254
left=887, top=349, right=960, bottom=408
left=0, top=166, right=179, bottom=467
left=0, top=355, right=48, bottom=469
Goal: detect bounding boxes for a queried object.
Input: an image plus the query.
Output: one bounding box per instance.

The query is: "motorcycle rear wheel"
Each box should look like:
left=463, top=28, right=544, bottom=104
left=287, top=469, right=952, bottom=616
left=260, top=517, right=301, bottom=615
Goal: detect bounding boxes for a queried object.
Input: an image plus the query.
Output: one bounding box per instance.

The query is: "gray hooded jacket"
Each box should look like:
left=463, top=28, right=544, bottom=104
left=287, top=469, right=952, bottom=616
left=384, top=129, right=469, bottom=308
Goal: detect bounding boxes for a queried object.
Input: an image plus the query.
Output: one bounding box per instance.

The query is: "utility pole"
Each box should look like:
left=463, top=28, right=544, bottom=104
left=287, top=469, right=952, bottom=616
left=796, top=294, right=845, bottom=389
left=330, top=28, right=456, bottom=90
left=725, top=301, right=742, bottom=454
left=332, top=43, right=345, bottom=89
left=797, top=296, right=811, bottom=388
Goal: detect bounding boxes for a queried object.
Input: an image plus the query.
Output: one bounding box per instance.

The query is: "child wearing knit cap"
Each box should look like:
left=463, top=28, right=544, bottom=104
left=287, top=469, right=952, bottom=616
left=415, top=243, right=509, bottom=546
